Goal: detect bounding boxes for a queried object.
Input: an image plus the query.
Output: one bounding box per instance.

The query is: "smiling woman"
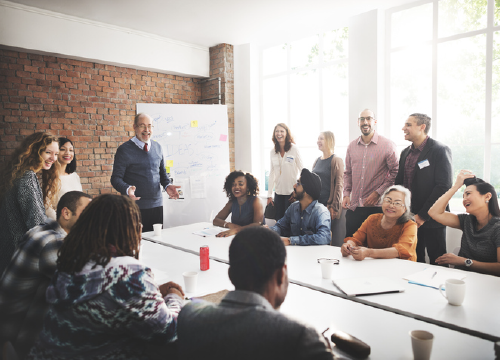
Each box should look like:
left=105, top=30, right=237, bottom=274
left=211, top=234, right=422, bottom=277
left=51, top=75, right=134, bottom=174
left=341, top=185, right=418, bottom=262
left=0, top=132, right=60, bottom=275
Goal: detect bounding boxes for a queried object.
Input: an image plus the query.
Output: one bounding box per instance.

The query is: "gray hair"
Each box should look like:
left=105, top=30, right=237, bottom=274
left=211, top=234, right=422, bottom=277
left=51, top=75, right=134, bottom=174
left=380, top=185, right=413, bottom=224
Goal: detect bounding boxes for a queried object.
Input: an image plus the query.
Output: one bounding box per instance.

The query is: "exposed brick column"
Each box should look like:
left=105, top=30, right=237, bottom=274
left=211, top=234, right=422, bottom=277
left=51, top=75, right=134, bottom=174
left=208, top=44, right=234, bottom=171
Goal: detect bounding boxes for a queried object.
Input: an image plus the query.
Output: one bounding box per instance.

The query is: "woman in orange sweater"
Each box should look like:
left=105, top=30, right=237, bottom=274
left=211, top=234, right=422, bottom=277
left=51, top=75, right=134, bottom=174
left=341, top=185, right=417, bottom=261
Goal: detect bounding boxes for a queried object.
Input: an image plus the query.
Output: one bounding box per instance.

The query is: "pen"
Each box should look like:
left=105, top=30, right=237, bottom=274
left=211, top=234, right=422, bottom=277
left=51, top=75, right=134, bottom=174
left=431, top=271, right=437, bottom=279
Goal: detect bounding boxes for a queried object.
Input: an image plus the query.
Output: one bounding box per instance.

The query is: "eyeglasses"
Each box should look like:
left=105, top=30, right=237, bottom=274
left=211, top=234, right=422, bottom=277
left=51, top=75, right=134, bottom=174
left=358, top=116, right=374, bottom=122
left=382, top=198, right=405, bottom=208
left=317, top=258, right=339, bottom=264
left=137, top=124, right=154, bottom=130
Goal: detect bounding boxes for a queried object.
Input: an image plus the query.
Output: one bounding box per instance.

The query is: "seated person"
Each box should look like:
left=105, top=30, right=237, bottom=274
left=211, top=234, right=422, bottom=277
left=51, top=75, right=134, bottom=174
left=177, top=227, right=335, bottom=360
left=270, top=169, right=331, bottom=246
left=341, top=185, right=417, bottom=261
left=214, top=170, right=264, bottom=237
left=429, top=170, right=500, bottom=276
left=28, top=194, right=185, bottom=360
left=0, top=191, right=91, bottom=359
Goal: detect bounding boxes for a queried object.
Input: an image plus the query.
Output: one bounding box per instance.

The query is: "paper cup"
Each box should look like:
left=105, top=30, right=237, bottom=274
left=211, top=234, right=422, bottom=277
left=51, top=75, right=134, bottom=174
left=319, top=259, right=335, bottom=279
left=153, top=223, right=162, bottom=237
left=439, top=279, right=465, bottom=306
left=183, top=271, right=198, bottom=293
left=410, top=330, right=434, bottom=360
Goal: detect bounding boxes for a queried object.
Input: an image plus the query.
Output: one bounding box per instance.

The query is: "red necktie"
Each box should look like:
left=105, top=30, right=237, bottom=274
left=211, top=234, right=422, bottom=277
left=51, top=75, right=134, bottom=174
left=144, top=143, right=148, bottom=152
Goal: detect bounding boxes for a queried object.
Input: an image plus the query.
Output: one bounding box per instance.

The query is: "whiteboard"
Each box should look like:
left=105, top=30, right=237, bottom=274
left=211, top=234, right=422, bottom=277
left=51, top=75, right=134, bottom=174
left=136, top=103, right=230, bottom=228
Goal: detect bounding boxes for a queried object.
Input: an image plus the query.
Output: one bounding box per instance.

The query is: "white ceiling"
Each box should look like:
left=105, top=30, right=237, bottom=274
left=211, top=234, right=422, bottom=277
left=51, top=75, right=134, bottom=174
left=8, top=0, right=418, bottom=48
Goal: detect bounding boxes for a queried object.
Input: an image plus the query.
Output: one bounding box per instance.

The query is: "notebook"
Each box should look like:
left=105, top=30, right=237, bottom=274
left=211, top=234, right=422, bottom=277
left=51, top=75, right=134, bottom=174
left=332, top=277, right=406, bottom=297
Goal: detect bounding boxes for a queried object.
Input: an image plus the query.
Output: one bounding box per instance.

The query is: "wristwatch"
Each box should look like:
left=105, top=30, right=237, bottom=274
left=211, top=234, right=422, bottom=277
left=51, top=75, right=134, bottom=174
left=465, top=258, right=473, bottom=267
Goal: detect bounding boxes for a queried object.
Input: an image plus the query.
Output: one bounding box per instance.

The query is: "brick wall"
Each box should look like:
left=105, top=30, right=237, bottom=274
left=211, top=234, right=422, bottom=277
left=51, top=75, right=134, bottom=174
left=0, top=49, right=204, bottom=195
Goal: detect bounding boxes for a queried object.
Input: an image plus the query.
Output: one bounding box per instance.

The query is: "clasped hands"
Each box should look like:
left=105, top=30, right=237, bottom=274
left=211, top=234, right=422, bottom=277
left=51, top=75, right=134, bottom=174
left=159, top=281, right=185, bottom=298
left=341, top=240, right=370, bottom=261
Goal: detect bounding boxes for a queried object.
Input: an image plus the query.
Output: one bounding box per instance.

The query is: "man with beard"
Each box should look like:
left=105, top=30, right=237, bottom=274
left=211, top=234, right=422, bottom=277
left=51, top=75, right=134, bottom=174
left=111, top=113, right=180, bottom=232
left=270, top=169, right=331, bottom=245
left=342, top=109, right=399, bottom=238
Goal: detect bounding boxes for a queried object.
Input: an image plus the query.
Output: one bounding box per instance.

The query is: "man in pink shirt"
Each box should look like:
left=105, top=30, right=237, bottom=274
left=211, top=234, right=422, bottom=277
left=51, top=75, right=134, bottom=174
left=342, top=109, right=399, bottom=238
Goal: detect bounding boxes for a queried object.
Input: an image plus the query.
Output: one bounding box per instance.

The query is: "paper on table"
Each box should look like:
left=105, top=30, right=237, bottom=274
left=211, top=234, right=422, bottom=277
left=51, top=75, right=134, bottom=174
left=404, top=267, right=466, bottom=289
left=150, top=268, right=170, bottom=284
left=190, top=176, right=206, bottom=199
left=193, top=227, right=225, bottom=237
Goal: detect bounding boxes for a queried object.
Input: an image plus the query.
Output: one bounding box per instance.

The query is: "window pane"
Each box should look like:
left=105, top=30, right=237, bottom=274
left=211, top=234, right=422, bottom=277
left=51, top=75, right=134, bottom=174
left=391, top=3, right=433, bottom=48
left=290, top=35, right=319, bottom=70
left=323, top=63, right=349, bottom=146
left=263, top=44, right=287, bottom=76
left=390, top=45, right=432, bottom=145
left=262, top=76, right=287, bottom=145
left=438, top=0, right=487, bottom=38
left=491, top=144, right=500, bottom=195
left=323, top=28, right=348, bottom=62
left=290, top=71, right=319, bottom=147
left=492, top=31, right=500, bottom=143
left=496, top=0, right=500, bottom=27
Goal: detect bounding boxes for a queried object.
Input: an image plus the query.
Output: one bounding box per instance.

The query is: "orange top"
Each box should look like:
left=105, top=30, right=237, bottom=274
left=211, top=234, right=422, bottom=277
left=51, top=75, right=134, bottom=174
left=344, top=213, right=417, bottom=261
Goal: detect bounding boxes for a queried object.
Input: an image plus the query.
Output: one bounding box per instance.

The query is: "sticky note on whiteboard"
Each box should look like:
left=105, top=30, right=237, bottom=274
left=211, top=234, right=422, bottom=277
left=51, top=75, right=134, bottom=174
left=166, top=160, right=174, bottom=167
left=191, top=121, right=198, bottom=127
left=219, top=134, right=227, bottom=141
left=165, top=166, right=170, bottom=173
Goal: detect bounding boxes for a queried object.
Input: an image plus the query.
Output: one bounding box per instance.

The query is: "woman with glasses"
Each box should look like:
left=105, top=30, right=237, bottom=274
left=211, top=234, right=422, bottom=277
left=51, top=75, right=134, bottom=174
left=341, top=185, right=417, bottom=261
left=267, top=123, right=303, bottom=221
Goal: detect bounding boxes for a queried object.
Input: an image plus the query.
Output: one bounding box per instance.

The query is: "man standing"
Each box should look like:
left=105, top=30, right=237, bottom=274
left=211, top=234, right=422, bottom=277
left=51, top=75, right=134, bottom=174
left=343, top=109, right=399, bottom=237
left=396, top=113, right=452, bottom=264
left=111, top=113, right=180, bottom=232
left=0, top=191, right=91, bottom=358
left=177, top=227, right=335, bottom=360
left=270, top=169, right=331, bottom=246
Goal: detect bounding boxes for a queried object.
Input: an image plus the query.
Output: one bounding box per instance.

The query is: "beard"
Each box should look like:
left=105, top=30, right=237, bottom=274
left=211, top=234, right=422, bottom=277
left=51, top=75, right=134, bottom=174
left=295, top=189, right=305, bottom=201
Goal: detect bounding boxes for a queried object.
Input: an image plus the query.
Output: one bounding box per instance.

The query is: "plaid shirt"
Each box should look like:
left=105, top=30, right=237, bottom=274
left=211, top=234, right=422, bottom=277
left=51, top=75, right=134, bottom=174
left=343, top=132, right=399, bottom=211
left=0, top=219, right=66, bottom=358
left=403, top=136, right=429, bottom=190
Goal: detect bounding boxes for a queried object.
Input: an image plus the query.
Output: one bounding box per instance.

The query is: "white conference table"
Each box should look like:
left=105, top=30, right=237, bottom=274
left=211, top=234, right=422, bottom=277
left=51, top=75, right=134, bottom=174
left=139, top=240, right=495, bottom=359
left=143, top=222, right=500, bottom=342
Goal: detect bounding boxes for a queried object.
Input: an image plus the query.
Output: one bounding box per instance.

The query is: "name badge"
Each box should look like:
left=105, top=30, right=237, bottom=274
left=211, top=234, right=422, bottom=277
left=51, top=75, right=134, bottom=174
left=418, top=159, right=430, bottom=169
left=285, top=156, right=294, bottom=164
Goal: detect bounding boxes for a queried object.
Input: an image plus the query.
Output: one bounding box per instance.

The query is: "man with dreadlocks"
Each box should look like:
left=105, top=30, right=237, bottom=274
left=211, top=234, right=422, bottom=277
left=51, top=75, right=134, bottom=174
left=28, top=194, right=185, bottom=360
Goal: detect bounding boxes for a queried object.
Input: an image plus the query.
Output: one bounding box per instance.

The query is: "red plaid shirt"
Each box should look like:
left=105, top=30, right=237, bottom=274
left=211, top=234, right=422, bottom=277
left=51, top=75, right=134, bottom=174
left=343, top=132, right=399, bottom=210
left=403, top=136, right=429, bottom=191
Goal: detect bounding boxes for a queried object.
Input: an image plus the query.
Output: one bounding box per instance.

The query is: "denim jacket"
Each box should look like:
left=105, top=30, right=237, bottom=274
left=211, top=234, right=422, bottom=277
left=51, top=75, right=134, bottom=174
left=270, top=200, right=331, bottom=245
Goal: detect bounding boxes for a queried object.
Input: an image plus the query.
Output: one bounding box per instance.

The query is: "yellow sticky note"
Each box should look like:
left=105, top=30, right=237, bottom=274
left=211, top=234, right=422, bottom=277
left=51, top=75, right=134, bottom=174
left=166, top=160, right=174, bottom=167
left=165, top=167, right=170, bottom=173
left=191, top=120, right=198, bottom=127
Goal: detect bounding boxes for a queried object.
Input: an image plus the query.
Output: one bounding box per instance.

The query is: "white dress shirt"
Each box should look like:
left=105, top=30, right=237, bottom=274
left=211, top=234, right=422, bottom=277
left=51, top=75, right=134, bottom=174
left=267, top=144, right=303, bottom=197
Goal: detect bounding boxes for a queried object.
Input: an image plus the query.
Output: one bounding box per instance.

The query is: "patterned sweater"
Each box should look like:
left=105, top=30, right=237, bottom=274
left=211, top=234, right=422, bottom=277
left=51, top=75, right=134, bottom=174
left=28, top=256, right=183, bottom=360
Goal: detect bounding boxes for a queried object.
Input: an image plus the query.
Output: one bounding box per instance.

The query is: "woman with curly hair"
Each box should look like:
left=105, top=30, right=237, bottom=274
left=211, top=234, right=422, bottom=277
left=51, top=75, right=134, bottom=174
left=28, top=194, right=185, bottom=360
left=213, top=171, right=264, bottom=237
left=46, top=137, right=83, bottom=219
left=267, top=123, right=303, bottom=221
left=0, top=132, right=59, bottom=275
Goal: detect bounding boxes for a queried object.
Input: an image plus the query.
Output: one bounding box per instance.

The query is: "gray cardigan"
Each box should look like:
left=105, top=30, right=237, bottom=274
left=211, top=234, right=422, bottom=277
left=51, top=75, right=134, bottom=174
left=0, top=170, right=47, bottom=275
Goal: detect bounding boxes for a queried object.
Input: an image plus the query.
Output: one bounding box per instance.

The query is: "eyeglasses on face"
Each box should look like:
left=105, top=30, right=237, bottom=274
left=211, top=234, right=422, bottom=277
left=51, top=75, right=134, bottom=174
left=382, top=198, right=405, bottom=208
left=317, top=258, right=340, bottom=264
left=137, top=124, right=154, bottom=130
left=358, top=116, right=374, bottom=122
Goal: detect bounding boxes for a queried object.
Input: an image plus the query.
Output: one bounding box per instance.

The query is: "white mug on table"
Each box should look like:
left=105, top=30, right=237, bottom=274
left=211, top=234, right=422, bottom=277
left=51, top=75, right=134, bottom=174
left=439, top=279, right=466, bottom=306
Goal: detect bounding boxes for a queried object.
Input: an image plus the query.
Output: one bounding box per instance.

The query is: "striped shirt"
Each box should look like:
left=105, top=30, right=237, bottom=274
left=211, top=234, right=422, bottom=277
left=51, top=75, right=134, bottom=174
left=343, top=132, right=399, bottom=211
left=403, top=136, right=429, bottom=190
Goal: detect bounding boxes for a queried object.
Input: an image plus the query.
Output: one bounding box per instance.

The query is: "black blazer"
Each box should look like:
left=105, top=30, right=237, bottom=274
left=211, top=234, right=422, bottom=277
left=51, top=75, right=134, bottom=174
left=395, top=137, right=452, bottom=229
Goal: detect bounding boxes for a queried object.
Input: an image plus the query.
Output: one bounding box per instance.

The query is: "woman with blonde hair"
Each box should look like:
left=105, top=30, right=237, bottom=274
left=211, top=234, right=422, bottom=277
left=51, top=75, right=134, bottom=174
left=267, top=123, right=303, bottom=221
left=312, top=131, right=344, bottom=244
left=0, top=132, right=59, bottom=274
left=29, top=194, right=184, bottom=360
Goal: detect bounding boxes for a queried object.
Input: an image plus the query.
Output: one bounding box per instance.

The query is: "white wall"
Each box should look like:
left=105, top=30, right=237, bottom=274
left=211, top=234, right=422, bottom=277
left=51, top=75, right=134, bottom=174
left=0, top=1, right=209, bottom=77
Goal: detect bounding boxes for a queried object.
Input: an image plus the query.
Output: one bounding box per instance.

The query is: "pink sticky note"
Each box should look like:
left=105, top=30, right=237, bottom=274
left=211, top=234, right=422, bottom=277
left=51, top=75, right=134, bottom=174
left=219, top=134, right=227, bottom=141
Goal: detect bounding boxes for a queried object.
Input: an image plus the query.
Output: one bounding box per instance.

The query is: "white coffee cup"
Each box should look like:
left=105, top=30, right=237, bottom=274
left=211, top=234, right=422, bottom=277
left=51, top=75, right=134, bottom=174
left=182, top=271, right=198, bottom=293
left=439, top=279, right=466, bottom=306
left=319, top=259, right=336, bottom=279
left=153, top=223, right=162, bottom=237
left=410, top=330, right=434, bottom=360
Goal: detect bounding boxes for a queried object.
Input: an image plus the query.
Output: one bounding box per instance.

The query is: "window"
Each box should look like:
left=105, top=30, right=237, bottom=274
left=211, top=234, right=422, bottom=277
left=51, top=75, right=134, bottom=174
left=387, top=0, right=499, bottom=210
left=261, top=28, right=349, bottom=191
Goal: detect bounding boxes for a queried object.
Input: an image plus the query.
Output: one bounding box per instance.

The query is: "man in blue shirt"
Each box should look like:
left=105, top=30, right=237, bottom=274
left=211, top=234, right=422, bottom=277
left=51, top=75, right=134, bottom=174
left=111, top=113, right=180, bottom=231
left=270, top=169, right=331, bottom=246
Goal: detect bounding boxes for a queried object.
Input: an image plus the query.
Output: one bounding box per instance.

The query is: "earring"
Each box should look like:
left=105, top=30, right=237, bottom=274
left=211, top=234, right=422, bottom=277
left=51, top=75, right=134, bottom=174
left=486, top=200, right=489, bottom=203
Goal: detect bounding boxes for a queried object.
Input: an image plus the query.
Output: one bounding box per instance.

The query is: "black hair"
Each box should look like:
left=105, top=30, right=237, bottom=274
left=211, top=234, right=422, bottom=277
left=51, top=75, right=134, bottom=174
left=464, top=177, right=500, bottom=217
left=228, top=227, right=286, bottom=294
left=409, top=113, right=431, bottom=135
left=56, top=191, right=92, bottom=220
left=223, top=170, right=259, bottom=201
left=58, top=137, right=77, bottom=174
